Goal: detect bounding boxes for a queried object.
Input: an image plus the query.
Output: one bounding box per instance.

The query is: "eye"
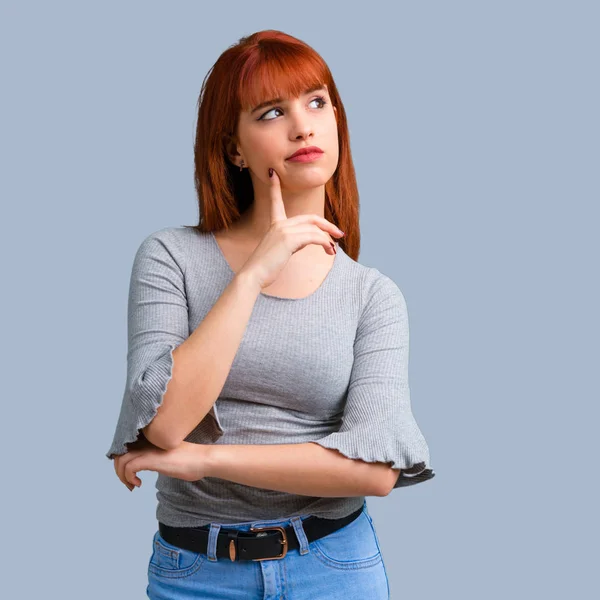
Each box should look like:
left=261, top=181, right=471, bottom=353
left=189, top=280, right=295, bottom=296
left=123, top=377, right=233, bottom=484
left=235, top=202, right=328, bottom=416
left=258, top=95, right=328, bottom=122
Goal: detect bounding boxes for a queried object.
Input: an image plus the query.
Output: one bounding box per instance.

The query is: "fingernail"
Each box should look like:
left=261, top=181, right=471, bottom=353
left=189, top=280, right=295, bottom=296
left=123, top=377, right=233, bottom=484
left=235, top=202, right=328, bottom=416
left=330, top=242, right=337, bottom=254
left=338, top=229, right=345, bottom=236
left=269, top=168, right=273, bottom=178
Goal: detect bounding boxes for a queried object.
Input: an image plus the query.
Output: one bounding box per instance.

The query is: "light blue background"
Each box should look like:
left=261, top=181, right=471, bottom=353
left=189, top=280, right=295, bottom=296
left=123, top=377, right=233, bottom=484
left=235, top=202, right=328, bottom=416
left=2, top=1, right=597, bottom=598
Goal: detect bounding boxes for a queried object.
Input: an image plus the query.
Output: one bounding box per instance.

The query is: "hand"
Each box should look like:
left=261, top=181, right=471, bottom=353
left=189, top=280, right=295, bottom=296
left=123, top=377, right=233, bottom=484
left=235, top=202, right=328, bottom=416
left=113, top=440, right=211, bottom=491
left=111, top=434, right=158, bottom=490
left=237, top=167, right=345, bottom=291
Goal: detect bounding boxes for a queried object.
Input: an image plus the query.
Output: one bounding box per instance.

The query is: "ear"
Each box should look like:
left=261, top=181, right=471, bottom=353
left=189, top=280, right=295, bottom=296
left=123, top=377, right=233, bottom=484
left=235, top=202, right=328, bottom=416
left=223, top=132, right=243, bottom=168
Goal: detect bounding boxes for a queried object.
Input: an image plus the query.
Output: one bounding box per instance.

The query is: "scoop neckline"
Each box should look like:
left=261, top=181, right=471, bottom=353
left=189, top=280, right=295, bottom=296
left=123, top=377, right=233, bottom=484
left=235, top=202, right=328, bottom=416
left=209, top=230, right=340, bottom=302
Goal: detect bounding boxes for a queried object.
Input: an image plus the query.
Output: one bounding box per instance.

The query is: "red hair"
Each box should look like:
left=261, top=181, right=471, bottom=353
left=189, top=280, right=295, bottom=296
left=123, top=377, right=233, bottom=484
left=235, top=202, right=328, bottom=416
left=185, top=30, right=361, bottom=259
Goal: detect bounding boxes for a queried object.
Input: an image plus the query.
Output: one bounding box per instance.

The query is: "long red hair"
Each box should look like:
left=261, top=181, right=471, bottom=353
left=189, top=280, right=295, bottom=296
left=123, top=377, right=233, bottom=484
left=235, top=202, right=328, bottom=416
left=185, top=29, right=361, bottom=260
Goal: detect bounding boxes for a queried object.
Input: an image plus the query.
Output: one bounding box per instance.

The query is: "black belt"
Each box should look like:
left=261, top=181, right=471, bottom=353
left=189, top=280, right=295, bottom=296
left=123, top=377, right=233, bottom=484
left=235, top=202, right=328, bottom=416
left=158, top=505, right=363, bottom=562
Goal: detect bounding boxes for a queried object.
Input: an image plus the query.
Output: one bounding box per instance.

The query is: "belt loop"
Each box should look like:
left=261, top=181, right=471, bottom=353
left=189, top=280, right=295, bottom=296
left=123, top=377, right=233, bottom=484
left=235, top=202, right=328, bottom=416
left=290, top=516, right=310, bottom=555
left=362, top=499, right=374, bottom=523
left=207, top=523, right=221, bottom=561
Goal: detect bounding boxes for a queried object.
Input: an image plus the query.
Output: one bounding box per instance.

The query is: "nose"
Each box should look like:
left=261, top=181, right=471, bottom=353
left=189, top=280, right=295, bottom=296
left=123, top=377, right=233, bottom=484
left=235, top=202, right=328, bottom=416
left=296, top=129, right=312, bottom=139
left=288, top=109, right=314, bottom=141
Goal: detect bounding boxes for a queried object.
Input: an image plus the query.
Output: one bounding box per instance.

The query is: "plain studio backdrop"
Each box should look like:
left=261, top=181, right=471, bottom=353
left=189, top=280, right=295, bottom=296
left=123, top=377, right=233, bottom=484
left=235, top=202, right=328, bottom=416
left=1, top=1, right=597, bottom=598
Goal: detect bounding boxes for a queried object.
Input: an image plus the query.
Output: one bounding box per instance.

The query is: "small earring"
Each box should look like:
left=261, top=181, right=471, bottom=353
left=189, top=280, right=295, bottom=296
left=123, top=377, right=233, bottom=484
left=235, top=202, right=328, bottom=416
left=239, top=160, right=245, bottom=172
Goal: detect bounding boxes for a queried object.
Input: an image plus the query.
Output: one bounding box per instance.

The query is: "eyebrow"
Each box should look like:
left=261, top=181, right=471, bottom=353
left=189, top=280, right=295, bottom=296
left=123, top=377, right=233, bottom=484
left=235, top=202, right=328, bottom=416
left=250, top=85, right=326, bottom=115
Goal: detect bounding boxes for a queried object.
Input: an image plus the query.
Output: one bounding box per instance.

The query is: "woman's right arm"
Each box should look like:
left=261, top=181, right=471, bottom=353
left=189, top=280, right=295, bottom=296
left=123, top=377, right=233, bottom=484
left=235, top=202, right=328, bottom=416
left=143, top=270, right=262, bottom=449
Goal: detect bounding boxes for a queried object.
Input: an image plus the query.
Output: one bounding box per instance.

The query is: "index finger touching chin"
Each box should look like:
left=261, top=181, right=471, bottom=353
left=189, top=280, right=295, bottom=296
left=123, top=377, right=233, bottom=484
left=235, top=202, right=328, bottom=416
left=268, top=167, right=287, bottom=224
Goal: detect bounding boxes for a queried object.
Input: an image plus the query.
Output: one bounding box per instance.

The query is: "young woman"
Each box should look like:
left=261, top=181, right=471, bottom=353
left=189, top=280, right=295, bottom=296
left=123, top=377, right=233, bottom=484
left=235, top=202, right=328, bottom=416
left=106, top=29, right=435, bottom=599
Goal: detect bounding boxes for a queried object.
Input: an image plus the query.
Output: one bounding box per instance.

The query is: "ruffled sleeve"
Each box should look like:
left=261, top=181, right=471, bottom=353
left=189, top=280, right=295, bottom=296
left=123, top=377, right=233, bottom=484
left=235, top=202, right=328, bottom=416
left=105, top=228, right=223, bottom=460
left=313, top=270, right=435, bottom=489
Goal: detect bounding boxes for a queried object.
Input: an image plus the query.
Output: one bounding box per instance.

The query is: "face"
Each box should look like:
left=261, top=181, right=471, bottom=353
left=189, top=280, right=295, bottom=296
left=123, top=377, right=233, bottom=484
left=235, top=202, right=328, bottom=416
left=231, top=84, right=339, bottom=191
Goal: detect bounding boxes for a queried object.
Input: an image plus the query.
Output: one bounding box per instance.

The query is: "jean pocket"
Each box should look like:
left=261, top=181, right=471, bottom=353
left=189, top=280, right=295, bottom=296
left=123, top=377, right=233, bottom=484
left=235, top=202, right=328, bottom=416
left=148, top=530, right=206, bottom=579
left=311, top=510, right=382, bottom=570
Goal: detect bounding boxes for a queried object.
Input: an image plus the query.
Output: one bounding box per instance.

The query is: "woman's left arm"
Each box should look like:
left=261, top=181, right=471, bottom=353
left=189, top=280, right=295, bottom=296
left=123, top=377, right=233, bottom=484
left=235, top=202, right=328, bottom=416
left=117, top=441, right=396, bottom=497
left=205, top=442, right=396, bottom=497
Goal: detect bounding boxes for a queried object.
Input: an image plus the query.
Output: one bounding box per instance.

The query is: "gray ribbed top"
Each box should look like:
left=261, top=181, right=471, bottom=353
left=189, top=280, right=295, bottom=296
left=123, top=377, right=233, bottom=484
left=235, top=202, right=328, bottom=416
left=106, top=226, right=434, bottom=527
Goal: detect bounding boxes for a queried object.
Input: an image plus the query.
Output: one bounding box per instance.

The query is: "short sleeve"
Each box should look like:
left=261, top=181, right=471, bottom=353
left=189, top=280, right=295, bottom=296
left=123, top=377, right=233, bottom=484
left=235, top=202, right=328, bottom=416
left=105, top=229, right=223, bottom=460
left=313, top=271, right=435, bottom=489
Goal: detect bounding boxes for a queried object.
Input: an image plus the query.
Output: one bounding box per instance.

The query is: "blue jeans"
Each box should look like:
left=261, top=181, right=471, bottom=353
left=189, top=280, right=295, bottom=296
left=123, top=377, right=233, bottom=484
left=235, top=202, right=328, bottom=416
left=146, top=499, right=390, bottom=599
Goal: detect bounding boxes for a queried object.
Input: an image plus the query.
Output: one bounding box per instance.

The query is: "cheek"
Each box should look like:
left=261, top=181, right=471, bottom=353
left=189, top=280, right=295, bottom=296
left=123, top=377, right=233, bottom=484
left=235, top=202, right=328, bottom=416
left=324, top=120, right=339, bottom=149
left=247, top=133, right=284, bottom=163
left=326, top=130, right=340, bottom=162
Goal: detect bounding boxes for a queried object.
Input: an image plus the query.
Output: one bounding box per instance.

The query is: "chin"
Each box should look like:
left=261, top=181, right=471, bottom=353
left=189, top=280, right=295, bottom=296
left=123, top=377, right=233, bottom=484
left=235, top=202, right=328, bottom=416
left=285, top=160, right=336, bottom=179
left=285, top=170, right=333, bottom=190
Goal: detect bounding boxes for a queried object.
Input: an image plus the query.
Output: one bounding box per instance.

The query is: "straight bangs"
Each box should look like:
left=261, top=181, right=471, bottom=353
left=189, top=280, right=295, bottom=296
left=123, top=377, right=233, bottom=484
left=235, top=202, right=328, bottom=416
left=236, top=44, right=329, bottom=115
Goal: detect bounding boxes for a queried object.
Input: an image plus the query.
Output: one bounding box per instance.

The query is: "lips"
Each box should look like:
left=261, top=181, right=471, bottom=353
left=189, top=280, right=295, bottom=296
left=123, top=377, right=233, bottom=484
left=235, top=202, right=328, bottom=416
left=286, top=146, right=324, bottom=160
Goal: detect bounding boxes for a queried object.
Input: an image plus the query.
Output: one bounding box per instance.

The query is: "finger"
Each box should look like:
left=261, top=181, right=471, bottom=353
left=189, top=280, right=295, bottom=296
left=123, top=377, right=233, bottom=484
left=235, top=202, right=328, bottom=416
left=115, top=455, right=135, bottom=490
left=116, top=453, right=130, bottom=487
left=286, top=224, right=336, bottom=251
left=126, top=453, right=160, bottom=487
left=285, top=229, right=337, bottom=255
left=285, top=213, right=345, bottom=239
left=119, top=452, right=142, bottom=490
left=114, top=456, right=135, bottom=491
left=124, top=457, right=144, bottom=487
left=268, top=167, right=287, bottom=224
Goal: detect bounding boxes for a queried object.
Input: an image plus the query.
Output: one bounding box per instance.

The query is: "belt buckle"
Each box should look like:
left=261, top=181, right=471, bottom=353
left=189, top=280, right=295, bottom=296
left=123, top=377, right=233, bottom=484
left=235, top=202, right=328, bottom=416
left=248, top=525, right=288, bottom=561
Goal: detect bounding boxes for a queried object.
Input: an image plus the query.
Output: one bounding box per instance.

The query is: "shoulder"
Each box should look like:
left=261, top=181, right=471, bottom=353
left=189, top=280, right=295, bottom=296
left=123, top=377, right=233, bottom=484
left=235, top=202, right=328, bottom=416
left=137, top=225, right=203, bottom=250
left=335, top=250, right=408, bottom=338
left=363, top=268, right=406, bottom=309
left=133, top=225, right=209, bottom=269
left=354, top=265, right=408, bottom=337
left=334, top=247, right=407, bottom=319
left=337, top=247, right=405, bottom=301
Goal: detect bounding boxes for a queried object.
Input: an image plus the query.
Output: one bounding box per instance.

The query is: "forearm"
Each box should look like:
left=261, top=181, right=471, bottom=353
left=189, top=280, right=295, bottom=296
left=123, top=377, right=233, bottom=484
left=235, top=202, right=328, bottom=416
left=204, top=442, right=390, bottom=497
left=144, top=271, right=261, bottom=449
